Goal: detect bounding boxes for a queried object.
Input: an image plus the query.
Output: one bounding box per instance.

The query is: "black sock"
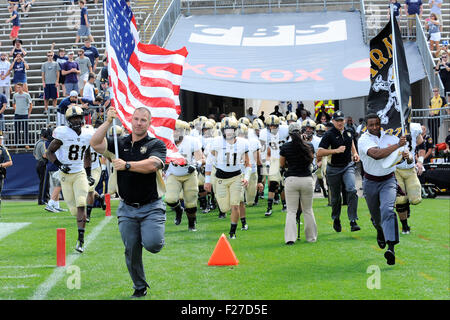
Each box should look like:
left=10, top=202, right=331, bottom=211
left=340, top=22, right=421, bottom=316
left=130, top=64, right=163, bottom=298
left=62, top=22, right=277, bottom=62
left=281, top=200, right=286, bottom=207
left=400, top=219, right=409, bottom=229
left=78, top=228, right=85, bottom=243
left=230, top=223, right=238, bottom=235
left=86, top=205, right=93, bottom=218
left=174, top=203, right=183, bottom=216
left=240, top=217, right=246, bottom=227
left=267, top=199, right=273, bottom=210
left=199, top=196, right=207, bottom=209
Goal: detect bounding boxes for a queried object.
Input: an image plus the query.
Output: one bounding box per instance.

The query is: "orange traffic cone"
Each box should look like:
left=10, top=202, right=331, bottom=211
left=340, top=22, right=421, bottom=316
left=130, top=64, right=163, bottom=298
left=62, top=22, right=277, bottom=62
left=207, top=233, right=239, bottom=266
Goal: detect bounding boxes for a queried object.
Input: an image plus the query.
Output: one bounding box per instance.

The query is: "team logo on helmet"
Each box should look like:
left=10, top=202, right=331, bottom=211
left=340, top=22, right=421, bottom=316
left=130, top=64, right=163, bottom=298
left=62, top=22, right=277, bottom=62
left=265, top=115, right=280, bottom=126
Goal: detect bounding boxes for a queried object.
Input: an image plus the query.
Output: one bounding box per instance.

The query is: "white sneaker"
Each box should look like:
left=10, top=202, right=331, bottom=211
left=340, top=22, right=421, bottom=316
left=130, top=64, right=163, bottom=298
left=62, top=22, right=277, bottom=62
left=45, top=205, right=59, bottom=213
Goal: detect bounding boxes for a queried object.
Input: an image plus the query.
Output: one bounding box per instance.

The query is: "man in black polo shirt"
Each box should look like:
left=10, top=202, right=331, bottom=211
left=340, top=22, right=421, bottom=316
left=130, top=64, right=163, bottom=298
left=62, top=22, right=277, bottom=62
left=317, top=111, right=361, bottom=232
left=90, top=107, right=167, bottom=299
left=0, top=133, right=13, bottom=218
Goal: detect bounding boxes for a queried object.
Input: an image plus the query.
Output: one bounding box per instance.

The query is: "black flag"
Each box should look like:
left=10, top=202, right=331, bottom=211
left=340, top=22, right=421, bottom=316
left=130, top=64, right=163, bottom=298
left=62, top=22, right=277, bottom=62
left=367, top=15, right=411, bottom=135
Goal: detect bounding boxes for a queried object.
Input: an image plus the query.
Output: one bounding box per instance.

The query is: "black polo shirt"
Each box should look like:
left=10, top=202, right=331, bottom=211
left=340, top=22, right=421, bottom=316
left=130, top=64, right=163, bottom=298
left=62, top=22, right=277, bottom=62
left=416, top=134, right=434, bottom=163
left=0, top=145, right=11, bottom=178
left=318, top=126, right=353, bottom=167
left=107, top=134, right=166, bottom=204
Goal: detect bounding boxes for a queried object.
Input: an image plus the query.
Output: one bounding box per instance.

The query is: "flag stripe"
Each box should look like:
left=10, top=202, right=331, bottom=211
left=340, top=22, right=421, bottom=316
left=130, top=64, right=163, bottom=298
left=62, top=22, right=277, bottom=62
left=105, top=0, right=188, bottom=164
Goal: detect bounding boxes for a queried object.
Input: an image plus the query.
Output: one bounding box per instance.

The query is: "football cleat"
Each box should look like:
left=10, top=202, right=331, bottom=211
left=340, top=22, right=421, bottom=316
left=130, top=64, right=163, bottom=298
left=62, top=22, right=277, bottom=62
left=241, top=224, right=249, bottom=231
left=265, top=210, right=272, bottom=217
left=229, top=233, right=236, bottom=240
left=75, top=241, right=84, bottom=253
left=218, top=212, right=226, bottom=219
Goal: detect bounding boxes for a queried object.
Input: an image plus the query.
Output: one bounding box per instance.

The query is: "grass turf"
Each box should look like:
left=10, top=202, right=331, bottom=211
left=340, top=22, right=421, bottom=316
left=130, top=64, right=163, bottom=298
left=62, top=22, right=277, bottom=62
left=0, top=197, right=448, bottom=300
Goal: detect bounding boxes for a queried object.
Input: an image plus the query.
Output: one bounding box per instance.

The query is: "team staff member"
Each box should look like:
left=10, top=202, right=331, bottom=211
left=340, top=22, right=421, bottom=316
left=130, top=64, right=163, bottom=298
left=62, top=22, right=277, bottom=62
left=317, top=111, right=361, bottom=233
left=0, top=133, right=13, bottom=218
left=90, top=107, right=167, bottom=299
left=358, top=114, right=408, bottom=265
left=280, top=123, right=317, bottom=245
left=416, top=125, right=434, bottom=164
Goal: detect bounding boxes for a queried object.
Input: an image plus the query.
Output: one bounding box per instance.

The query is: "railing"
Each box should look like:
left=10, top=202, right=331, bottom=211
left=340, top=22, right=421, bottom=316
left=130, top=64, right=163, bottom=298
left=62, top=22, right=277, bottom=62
left=184, top=0, right=358, bottom=15
left=1, top=119, right=50, bottom=149
left=415, top=14, right=446, bottom=97
left=150, top=0, right=182, bottom=46
left=411, top=105, right=450, bottom=143
left=139, top=0, right=173, bottom=44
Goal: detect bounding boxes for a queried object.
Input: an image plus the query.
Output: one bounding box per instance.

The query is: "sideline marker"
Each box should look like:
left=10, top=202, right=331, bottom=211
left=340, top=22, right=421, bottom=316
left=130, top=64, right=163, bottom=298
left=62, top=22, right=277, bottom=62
left=56, top=228, right=66, bottom=267
left=105, top=194, right=111, bottom=216
left=208, top=233, right=239, bottom=266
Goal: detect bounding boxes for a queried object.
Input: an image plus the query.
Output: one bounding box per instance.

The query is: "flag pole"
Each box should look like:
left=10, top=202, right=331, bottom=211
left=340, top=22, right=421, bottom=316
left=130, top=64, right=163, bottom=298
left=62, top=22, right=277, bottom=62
left=390, top=4, right=406, bottom=137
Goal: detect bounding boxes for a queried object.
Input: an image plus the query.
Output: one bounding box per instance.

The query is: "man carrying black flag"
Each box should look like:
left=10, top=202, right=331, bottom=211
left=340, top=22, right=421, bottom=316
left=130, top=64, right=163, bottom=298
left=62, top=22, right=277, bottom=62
left=361, top=7, right=412, bottom=265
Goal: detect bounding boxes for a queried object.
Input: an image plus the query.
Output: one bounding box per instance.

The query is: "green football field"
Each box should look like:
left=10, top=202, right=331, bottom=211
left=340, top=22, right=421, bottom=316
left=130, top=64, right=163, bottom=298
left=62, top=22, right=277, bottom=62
left=0, top=196, right=448, bottom=300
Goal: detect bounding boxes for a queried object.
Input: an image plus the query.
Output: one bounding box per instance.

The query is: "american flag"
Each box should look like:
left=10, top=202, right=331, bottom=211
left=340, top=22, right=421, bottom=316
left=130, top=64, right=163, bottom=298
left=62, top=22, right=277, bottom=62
left=104, top=0, right=188, bottom=164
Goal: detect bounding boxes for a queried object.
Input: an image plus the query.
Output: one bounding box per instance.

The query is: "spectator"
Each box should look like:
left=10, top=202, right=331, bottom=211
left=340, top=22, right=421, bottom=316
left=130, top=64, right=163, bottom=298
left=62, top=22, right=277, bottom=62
left=0, top=53, right=11, bottom=106
left=425, top=13, right=441, bottom=57
left=258, top=111, right=265, bottom=122
left=388, top=0, right=402, bottom=18
left=356, top=118, right=365, bottom=137
left=428, top=0, right=443, bottom=31
left=416, top=125, right=434, bottom=163
left=315, top=105, right=331, bottom=123
left=405, top=0, right=423, bottom=38
left=434, top=53, right=450, bottom=96
left=3, top=53, right=29, bottom=93
left=51, top=43, right=69, bottom=96
left=56, top=90, right=79, bottom=126
left=270, top=105, right=283, bottom=117
left=5, top=5, right=20, bottom=41
left=0, top=92, right=7, bottom=133
left=8, top=1, right=20, bottom=10
left=75, top=0, right=94, bottom=44
left=0, top=133, right=13, bottom=218
left=246, top=107, right=257, bottom=122
left=81, top=73, right=101, bottom=124
left=12, top=82, right=32, bottom=148
left=99, top=79, right=111, bottom=109
left=345, top=116, right=358, bottom=142
left=19, top=0, right=35, bottom=17
left=81, top=39, right=99, bottom=73
left=9, top=38, right=27, bottom=59
left=428, top=87, right=447, bottom=143
left=299, top=109, right=310, bottom=122
left=75, top=48, right=92, bottom=95
left=61, top=51, right=80, bottom=93
left=33, top=128, right=49, bottom=205
left=41, top=51, right=61, bottom=115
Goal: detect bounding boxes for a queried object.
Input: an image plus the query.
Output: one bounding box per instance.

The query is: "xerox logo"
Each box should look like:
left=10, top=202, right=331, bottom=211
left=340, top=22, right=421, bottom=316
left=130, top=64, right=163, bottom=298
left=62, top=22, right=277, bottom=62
left=184, top=63, right=324, bottom=83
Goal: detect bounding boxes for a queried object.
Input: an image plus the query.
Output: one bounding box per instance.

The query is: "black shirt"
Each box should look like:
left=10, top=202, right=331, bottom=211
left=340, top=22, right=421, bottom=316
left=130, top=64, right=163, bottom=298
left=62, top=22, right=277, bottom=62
left=107, top=134, right=166, bottom=204
left=318, top=126, right=354, bottom=167
left=279, top=141, right=313, bottom=177
left=416, top=134, right=434, bottom=163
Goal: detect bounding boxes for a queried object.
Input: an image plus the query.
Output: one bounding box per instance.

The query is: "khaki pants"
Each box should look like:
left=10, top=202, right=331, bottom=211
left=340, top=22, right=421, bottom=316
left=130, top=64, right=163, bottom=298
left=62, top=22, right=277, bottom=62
left=215, top=174, right=243, bottom=213
left=395, top=167, right=422, bottom=205
left=284, top=176, right=317, bottom=243
left=165, top=171, right=199, bottom=208
left=245, top=171, right=258, bottom=205
left=60, top=170, right=89, bottom=216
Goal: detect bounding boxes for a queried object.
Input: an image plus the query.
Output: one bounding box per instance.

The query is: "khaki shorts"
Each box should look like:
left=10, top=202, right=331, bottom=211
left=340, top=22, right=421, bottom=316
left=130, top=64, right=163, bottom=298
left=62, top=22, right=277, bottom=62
left=395, top=167, right=422, bottom=205
left=268, top=157, right=282, bottom=182
left=88, top=166, right=102, bottom=192
left=215, top=173, right=243, bottom=213
left=245, top=171, right=258, bottom=205
left=60, top=170, right=89, bottom=216
left=165, top=171, right=199, bottom=208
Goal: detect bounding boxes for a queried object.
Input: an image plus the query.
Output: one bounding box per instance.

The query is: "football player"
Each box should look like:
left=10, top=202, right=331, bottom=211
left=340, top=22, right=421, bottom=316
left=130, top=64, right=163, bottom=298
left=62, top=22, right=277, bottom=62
left=237, top=123, right=263, bottom=208
left=252, top=118, right=266, bottom=202
left=395, top=123, right=424, bottom=234
left=165, top=120, right=203, bottom=231
left=286, top=113, right=298, bottom=125
left=201, top=119, right=217, bottom=211
left=83, top=124, right=102, bottom=223
left=204, top=117, right=251, bottom=239
left=261, top=115, right=289, bottom=216
left=46, top=105, right=95, bottom=253
left=314, top=123, right=328, bottom=199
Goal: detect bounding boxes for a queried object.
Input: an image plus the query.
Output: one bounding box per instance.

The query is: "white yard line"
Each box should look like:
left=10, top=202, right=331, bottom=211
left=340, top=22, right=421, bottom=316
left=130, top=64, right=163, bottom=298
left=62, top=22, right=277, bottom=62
left=30, top=216, right=113, bottom=300
left=0, top=274, right=40, bottom=279
left=0, top=265, right=55, bottom=269
left=0, top=223, right=31, bottom=241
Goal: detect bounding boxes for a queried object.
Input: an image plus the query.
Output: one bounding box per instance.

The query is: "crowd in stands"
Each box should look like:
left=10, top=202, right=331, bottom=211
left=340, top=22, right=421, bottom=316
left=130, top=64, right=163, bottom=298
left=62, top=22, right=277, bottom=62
left=0, top=0, right=110, bottom=148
